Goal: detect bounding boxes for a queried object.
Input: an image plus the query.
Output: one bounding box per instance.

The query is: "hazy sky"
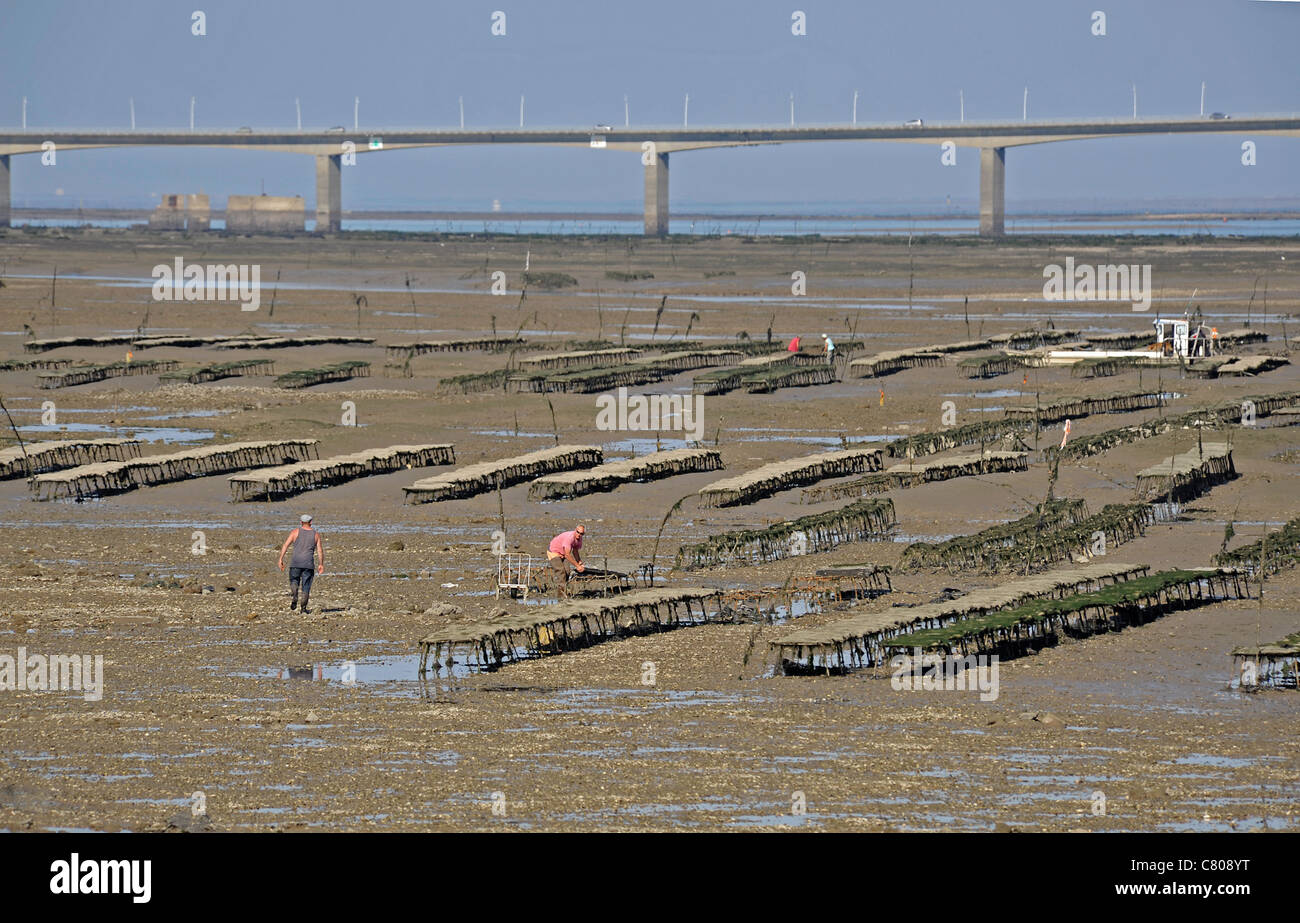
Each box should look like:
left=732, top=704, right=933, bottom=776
left=3, top=0, right=1298, bottom=211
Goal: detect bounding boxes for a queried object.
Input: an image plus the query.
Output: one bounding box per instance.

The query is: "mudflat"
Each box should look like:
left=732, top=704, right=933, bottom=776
left=0, top=230, right=1297, bottom=831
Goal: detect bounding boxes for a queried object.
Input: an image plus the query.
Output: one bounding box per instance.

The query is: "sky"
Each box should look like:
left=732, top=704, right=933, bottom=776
left=2, top=0, right=1298, bottom=212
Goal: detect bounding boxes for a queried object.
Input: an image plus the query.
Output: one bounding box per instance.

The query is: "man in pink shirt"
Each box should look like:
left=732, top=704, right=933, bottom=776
left=546, top=524, right=586, bottom=597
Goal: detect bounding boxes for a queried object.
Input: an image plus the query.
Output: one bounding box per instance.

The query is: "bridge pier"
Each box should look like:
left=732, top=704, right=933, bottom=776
left=315, top=153, right=341, bottom=233
left=979, top=147, right=1005, bottom=236
left=0, top=155, right=10, bottom=228
left=644, top=151, right=669, bottom=237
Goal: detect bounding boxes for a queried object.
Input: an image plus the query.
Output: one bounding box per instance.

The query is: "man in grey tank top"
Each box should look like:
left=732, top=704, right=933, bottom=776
left=277, top=514, right=325, bottom=613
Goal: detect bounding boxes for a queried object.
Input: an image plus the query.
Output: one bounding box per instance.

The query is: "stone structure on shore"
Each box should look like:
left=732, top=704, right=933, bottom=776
left=147, top=193, right=210, bottom=231
left=225, top=194, right=305, bottom=233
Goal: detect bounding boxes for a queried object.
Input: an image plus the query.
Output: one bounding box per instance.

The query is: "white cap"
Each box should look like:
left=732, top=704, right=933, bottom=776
left=821, top=333, right=828, bottom=338
left=300, top=514, right=313, bottom=523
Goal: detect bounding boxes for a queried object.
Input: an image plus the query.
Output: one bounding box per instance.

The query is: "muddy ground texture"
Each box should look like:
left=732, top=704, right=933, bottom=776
left=0, top=230, right=1297, bottom=831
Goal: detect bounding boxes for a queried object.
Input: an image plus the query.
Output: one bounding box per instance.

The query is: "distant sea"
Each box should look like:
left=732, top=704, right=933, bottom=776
left=12, top=207, right=1300, bottom=237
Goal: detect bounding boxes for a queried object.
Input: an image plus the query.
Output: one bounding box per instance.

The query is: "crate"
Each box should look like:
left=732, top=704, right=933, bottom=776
left=496, top=553, right=534, bottom=600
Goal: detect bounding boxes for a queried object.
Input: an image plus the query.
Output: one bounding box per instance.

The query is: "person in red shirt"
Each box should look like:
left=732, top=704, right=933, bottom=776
left=787, top=335, right=801, bottom=352
left=546, top=525, right=586, bottom=598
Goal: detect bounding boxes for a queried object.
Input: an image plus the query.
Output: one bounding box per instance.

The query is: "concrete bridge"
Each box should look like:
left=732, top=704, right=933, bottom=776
left=2, top=115, right=1297, bottom=236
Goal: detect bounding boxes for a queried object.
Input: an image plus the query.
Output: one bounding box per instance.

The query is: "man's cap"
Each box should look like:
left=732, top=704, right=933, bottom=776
left=821, top=333, right=828, bottom=338
left=300, top=514, right=313, bottom=523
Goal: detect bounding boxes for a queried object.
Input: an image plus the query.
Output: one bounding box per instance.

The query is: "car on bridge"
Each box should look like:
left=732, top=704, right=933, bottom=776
left=904, top=118, right=924, bottom=128
left=1209, top=112, right=1230, bottom=120
left=593, top=124, right=612, bottom=132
